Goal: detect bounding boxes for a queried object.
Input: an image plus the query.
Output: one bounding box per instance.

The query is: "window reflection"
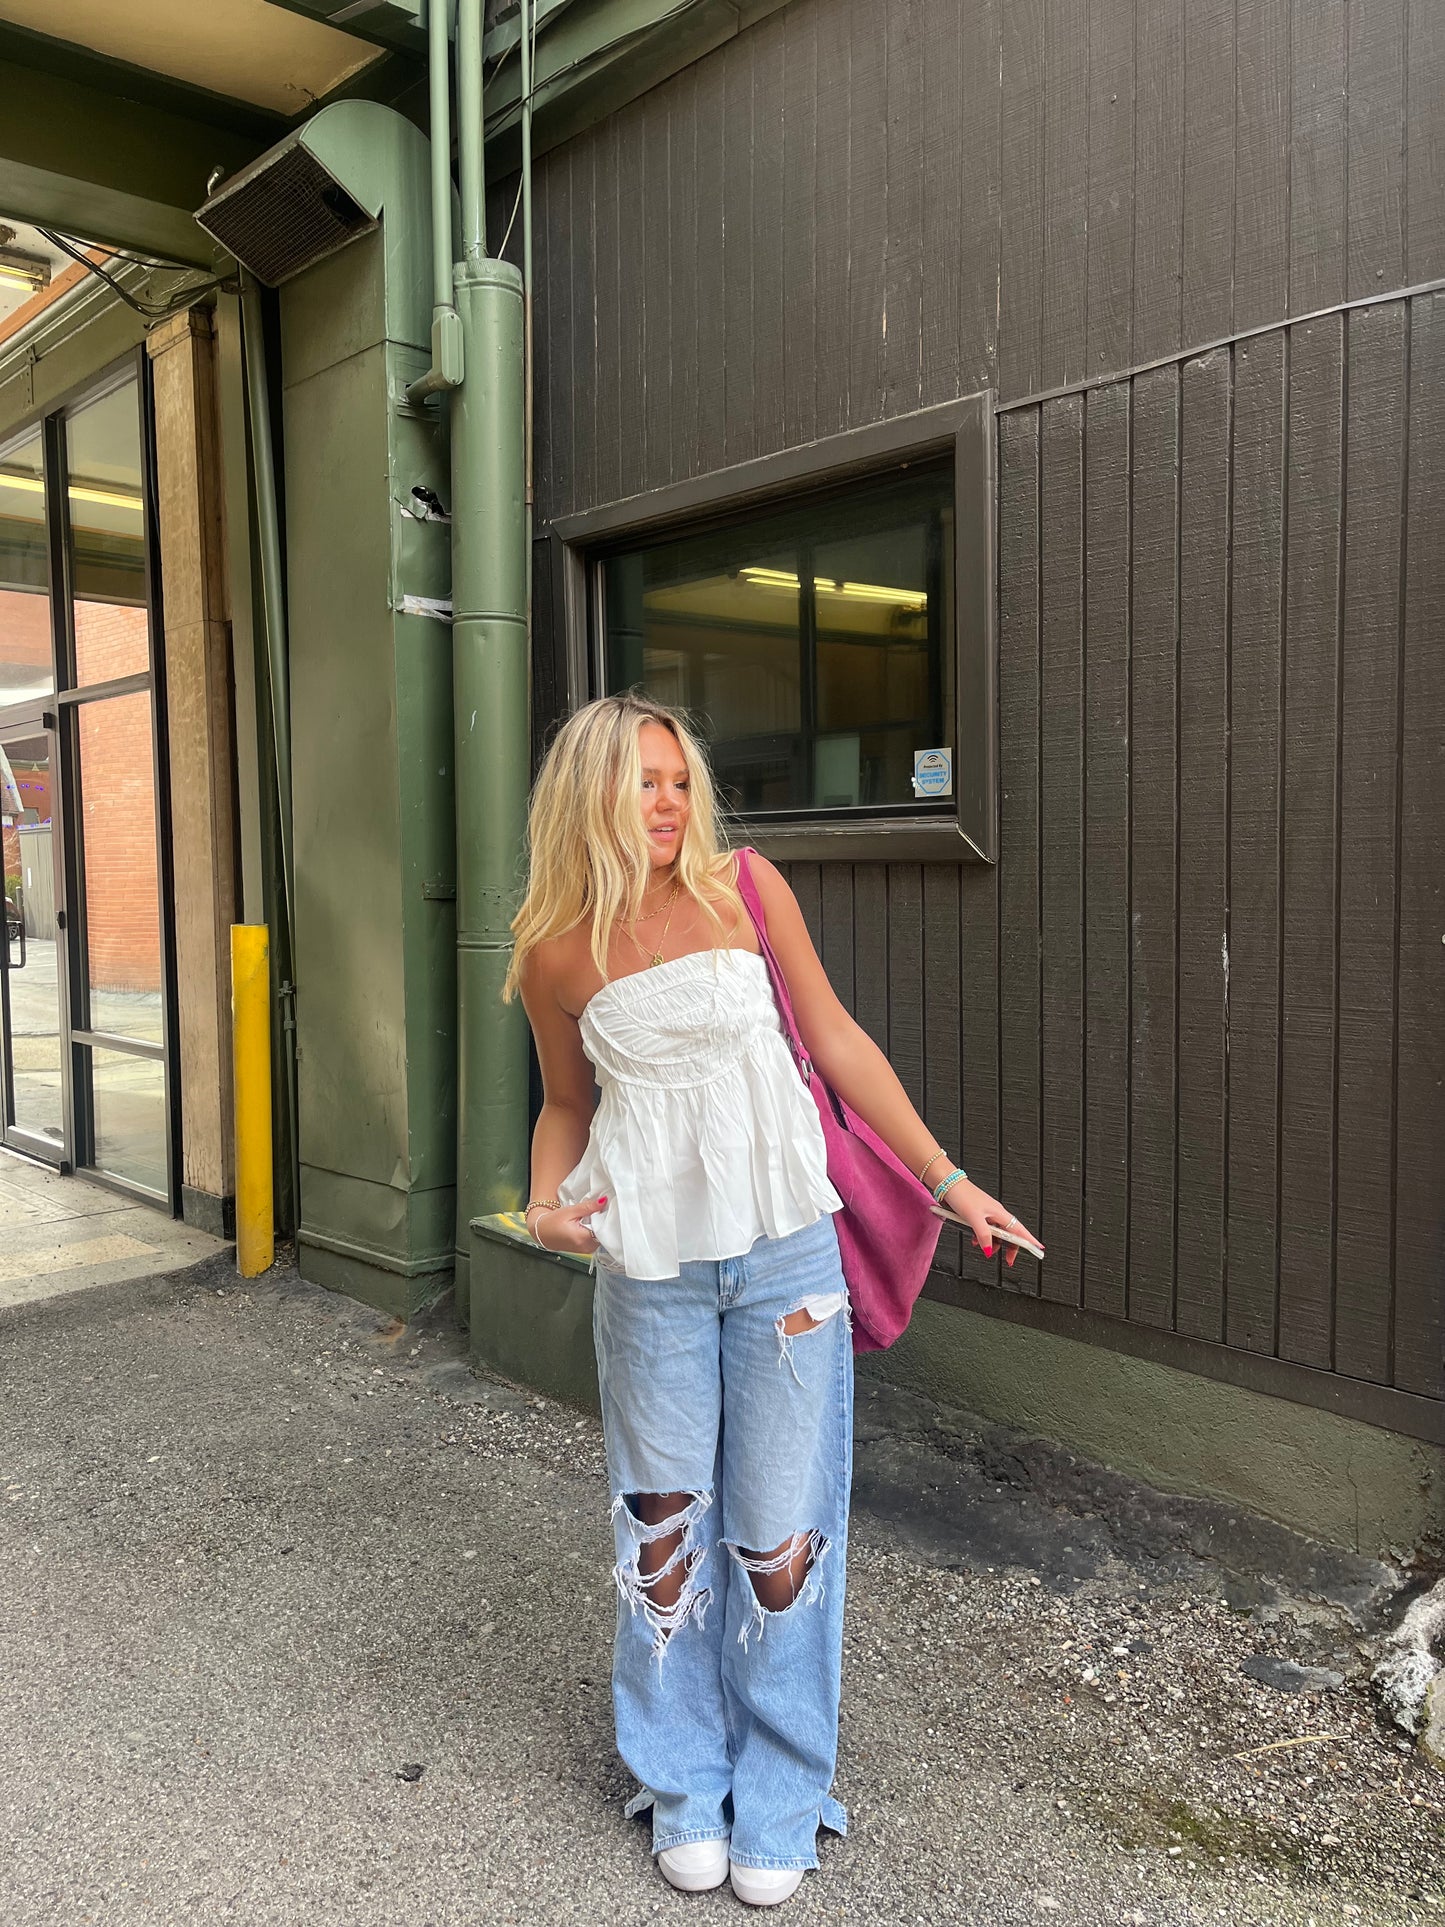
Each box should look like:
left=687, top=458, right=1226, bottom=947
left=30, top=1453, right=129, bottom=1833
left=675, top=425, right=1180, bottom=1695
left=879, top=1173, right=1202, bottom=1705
left=66, top=381, right=149, bottom=685
left=0, top=430, right=54, bottom=710
left=602, top=465, right=953, bottom=814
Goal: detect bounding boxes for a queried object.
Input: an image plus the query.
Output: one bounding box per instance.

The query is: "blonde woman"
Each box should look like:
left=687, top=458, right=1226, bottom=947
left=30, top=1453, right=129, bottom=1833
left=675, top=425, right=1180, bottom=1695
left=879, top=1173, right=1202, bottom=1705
left=506, top=693, right=1038, bottom=1907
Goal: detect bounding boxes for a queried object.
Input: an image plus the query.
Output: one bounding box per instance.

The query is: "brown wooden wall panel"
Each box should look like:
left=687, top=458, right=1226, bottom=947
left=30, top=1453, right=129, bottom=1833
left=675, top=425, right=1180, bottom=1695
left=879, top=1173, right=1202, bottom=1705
left=1333, top=302, right=1406, bottom=1385
left=1181, top=0, right=1236, bottom=347
left=1407, top=0, right=1445, bottom=284
left=1174, top=349, right=1231, bottom=1346
left=667, top=72, right=699, bottom=488
left=1394, top=290, right=1445, bottom=1398
left=923, top=863, right=963, bottom=1278
left=525, top=0, right=1445, bottom=1417
left=997, top=409, right=1042, bottom=1297
left=1041, top=0, right=1089, bottom=393
left=1132, top=0, right=1184, bottom=365
left=819, top=864, right=855, bottom=1017
left=722, top=40, right=755, bottom=468
left=1234, top=0, right=1291, bottom=333
left=752, top=14, right=787, bottom=460
left=1039, top=395, right=1085, bottom=1305
left=1128, top=365, right=1181, bottom=1330
left=1081, top=382, right=1130, bottom=1319
left=1346, top=0, right=1406, bottom=302
left=1225, top=332, right=1287, bottom=1356
left=883, top=1, right=924, bottom=420
left=1086, top=0, right=1134, bottom=375
left=781, top=5, right=818, bottom=449
left=888, top=865, right=926, bottom=1116
left=1289, top=0, right=1346, bottom=316
left=1278, top=317, right=1344, bottom=1369
left=998, top=0, right=1045, bottom=401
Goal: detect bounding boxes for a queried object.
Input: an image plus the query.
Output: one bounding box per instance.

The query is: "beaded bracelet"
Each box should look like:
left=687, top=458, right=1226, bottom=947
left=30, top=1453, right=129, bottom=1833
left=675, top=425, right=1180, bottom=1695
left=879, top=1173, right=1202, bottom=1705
left=931, top=1167, right=968, bottom=1204
left=525, top=1197, right=561, bottom=1217
left=917, top=1148, right=950, bottom=1185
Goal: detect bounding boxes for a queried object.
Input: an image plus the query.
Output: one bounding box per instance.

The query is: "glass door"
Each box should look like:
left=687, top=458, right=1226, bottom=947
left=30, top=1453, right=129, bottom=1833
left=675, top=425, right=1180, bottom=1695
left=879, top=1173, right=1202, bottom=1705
left=0, top=719, right=70, bottom=1164
left=58, top=372, right=173, bottom=1202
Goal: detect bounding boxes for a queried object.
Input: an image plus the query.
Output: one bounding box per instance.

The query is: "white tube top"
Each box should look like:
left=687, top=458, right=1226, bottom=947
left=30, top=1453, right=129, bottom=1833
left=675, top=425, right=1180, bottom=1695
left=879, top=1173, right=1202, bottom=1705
left=556, top=947, right=842, bottom=1280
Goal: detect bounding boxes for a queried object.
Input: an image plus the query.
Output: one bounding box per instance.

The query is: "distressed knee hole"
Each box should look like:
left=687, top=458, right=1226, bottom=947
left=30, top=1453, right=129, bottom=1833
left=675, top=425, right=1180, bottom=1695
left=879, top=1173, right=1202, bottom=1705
left=610, top=1489, right=712, bottom=1662
left=726, top=1528, right=832, bottom=1645
left=775, top=1290, right=849, bottom=1380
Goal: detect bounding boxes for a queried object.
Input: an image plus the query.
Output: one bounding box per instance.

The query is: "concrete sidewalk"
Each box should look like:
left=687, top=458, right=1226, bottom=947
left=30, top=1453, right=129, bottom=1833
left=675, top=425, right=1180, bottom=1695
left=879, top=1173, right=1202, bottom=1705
left=0, top=1250, right=1437, bottom=1927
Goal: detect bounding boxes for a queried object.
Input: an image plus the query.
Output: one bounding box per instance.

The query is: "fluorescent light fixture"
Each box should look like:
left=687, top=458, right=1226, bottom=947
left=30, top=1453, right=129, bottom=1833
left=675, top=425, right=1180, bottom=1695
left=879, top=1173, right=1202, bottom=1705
left=0, top=255, right=49, bottom=294
left=738, top=565, right=927, bottom=611
left=0, top=471, right=142, bottom=513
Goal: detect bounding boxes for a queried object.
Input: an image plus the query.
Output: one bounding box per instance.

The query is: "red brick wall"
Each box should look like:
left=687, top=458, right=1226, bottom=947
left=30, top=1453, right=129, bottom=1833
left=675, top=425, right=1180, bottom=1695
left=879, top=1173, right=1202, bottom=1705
left=73, top=598, right=150, bottom=686
left=75, top=604, right=158, bottom=994
left=0, top=587, right=53, bottom=683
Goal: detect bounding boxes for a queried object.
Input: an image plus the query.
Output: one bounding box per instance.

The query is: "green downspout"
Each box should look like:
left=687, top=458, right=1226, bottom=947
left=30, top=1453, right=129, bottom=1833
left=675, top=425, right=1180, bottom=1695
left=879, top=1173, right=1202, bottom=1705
left=238, top=268, right=301, bottom=1224
left=406, top=0, right=463, bottom=405
left=448, top=0, right=529, bottom=1309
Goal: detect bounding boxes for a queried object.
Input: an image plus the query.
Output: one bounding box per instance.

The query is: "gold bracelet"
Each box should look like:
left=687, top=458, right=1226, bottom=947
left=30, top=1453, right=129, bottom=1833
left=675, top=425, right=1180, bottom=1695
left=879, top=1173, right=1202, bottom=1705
left=524, top=1197, right=561, bottom=1217
left=916, top=1149, right=950, bottom=1185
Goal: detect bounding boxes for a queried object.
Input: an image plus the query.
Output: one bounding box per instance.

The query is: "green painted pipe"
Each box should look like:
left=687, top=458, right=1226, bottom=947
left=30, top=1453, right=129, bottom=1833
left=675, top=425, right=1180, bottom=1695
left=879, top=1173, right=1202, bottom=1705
left=449, top=0, right=530, bottom=1302
left=406, top=0, right=463, bottom=405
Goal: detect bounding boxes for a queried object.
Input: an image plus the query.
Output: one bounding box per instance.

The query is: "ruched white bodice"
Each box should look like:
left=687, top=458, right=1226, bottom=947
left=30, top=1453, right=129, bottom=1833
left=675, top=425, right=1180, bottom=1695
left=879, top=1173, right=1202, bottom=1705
left=556, top=948, right=842, bottom=1280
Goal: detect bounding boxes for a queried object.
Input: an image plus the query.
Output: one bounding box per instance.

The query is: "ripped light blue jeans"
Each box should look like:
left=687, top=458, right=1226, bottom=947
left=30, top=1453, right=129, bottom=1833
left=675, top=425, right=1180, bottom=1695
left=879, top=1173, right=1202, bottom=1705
left=593, top=1212, right=853, bottom=1872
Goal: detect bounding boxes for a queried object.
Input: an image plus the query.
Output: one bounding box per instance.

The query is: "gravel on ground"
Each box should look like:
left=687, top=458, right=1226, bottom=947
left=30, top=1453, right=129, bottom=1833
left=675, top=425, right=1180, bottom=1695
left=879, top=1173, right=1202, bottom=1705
left=0, top=1251, right=1438, bottom=1926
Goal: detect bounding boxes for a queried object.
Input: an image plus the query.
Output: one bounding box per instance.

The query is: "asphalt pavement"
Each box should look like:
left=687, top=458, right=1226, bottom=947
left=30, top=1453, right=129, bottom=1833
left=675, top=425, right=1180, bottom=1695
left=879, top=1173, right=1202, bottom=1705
left=0, top=1248, right=1438, bottom=1927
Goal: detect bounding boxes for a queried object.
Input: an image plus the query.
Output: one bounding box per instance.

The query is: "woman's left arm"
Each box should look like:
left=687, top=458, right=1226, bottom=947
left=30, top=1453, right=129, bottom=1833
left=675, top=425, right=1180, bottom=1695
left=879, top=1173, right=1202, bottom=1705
left=751, top=855, right=1041, bottom=1262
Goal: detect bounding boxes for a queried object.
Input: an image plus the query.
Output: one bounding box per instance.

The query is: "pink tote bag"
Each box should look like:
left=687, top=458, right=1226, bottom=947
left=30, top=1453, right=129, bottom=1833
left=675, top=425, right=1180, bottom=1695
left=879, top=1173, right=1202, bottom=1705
left=734, top=848, right=943, bottom=1352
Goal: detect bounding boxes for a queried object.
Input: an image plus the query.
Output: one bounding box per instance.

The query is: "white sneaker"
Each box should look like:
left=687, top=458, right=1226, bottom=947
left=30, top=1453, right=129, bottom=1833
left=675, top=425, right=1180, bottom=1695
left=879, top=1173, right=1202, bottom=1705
left=657, top=1837, right=729, bottom=1892
left=729, top=1862, right=805, bottom=1907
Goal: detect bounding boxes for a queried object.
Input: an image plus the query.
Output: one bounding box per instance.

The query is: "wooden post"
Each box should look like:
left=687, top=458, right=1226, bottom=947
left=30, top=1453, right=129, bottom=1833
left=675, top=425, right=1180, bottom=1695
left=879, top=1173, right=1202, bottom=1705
left=145, top=306, right=238, bottom=1235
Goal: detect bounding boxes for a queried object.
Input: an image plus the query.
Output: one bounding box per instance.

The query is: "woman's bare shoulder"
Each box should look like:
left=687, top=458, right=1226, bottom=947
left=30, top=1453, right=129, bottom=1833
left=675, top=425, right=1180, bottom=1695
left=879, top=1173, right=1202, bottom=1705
left=524, top=921, right=599, bottom=1016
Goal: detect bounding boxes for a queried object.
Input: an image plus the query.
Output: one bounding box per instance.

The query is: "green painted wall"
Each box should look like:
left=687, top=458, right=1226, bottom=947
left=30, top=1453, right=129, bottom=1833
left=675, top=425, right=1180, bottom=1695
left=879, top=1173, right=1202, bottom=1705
left=866, top=1297, right=1443, bottom=1569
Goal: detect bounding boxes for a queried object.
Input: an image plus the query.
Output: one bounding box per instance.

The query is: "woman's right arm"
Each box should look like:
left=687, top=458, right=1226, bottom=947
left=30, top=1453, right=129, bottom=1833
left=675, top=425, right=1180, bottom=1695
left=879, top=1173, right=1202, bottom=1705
left=518, top=951, right=605, bottom=1254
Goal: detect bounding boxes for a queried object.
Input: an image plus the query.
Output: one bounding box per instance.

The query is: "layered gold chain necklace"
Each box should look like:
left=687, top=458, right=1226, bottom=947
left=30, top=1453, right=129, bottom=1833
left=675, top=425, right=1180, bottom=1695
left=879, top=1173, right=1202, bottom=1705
left=629, top=875, right=682, bottom=967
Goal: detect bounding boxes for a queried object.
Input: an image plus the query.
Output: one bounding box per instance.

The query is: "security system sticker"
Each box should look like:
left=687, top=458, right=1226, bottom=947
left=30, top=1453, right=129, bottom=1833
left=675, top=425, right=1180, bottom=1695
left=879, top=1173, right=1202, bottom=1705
left=912, top=747, right=953, bottom=797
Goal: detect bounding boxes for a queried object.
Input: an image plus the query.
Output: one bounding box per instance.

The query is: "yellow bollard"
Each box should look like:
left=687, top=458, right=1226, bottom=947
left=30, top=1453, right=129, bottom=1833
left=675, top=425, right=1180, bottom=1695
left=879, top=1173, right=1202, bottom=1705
left=232, top=925, right=274, bottom=1277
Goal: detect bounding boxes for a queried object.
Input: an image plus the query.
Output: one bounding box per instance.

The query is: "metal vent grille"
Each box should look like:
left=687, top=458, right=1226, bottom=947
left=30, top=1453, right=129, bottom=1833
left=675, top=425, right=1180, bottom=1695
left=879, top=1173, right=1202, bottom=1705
left=196, top=141, right=376, bottom=287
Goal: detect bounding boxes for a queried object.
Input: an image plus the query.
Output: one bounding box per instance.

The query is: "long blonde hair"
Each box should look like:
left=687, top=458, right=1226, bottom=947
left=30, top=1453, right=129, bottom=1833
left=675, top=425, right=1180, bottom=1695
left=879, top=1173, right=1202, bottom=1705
left=503, top=693, right=742, bottom=1000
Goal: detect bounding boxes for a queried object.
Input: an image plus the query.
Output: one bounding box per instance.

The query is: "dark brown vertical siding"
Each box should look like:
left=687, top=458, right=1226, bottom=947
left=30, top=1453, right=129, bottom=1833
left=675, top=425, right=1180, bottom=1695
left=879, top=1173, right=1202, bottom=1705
left=1333, top=303, right=1406, bottom=1385
left=722, top=41, right=755, bottom=468
left=667, top=72, right=699, bottom=487
left=1289, top=0, right=1347, bottom=316
left=1174, top=350, right=1231, bottom=1345
left=1039, top=396, right=1086, bottom=1305
left=883, top=0, right=924, bottom=420
left=751, top=14, right=787, bottom=459
left=1127, top=365, right=1181, bottom=1330
left=781, top=5, right=818, bottom=448
left=1041, top=0, right=1089, bottom=392
left=1132, top=0, right=1184, bottom=365
left=529, top=0, right=1445, bottom=1416
left=1225, top=333, right=1287, bottom=1356
left=1278, top=316, right=1344, bottom=1370
left=999, top=0, right=1045, bottom=400
left=997, top=410, right=1042, bottom=1296
left=1394, top=291, right=1445, bottom=1399
left=1346, top=0, right=1406, bottom=302
left=1086, top=0, right=1134, bottom=375
left=1181, top=0, right=1236, bottom=346
left=1081, top=382, right=1130, bottom=1319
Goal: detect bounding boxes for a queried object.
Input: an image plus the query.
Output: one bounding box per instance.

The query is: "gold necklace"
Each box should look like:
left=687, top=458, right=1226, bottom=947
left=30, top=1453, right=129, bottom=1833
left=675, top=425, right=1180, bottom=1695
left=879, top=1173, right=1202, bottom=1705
left=630, top=878, right=681, bottom=967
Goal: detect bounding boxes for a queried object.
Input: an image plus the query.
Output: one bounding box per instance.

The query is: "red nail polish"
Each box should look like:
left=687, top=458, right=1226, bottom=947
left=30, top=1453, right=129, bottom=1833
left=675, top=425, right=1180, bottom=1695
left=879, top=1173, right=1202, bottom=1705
left=598, top=1195, right=608, bottom=1206
left=983, top=1245, right=994, bottom=1258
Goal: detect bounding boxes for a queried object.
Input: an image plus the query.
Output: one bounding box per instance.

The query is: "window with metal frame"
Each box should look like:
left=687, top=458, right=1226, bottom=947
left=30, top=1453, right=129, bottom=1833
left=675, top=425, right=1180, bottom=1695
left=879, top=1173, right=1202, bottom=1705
left=600, top=462, right=955, bottom=821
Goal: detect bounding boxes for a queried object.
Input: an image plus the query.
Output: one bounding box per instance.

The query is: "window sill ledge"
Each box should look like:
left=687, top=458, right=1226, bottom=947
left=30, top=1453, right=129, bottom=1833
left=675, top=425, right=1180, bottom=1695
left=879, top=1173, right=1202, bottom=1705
left=738, top=816, right=989, bottom=864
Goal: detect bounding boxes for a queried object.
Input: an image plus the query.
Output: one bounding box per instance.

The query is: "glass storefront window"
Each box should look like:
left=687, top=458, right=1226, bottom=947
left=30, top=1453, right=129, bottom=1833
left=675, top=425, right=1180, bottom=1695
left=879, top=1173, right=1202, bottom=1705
left=0, top=429, right=55, bottom=710
left=66, top=382, right=150, bottom=686
left=88, top=1044, right=167, bottom=1196
left=601, top=463, right=954, bottom=816
left=75, top=690, right=163, bottom=1043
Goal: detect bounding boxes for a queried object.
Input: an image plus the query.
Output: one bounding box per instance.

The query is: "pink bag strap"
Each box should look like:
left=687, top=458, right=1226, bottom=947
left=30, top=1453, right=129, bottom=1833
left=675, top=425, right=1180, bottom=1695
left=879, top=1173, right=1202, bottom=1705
left=733, top=847, right=813, bottom=1083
